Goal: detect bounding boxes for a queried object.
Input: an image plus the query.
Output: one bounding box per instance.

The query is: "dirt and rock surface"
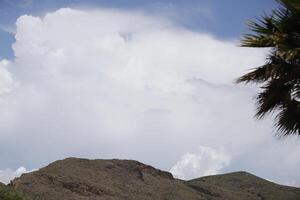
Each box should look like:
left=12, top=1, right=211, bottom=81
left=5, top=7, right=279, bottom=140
left=3, top=157, right=300, bottom=200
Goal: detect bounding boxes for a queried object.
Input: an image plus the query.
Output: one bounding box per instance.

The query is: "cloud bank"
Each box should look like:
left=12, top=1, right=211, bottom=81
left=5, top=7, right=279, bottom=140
left=0, top=8, right=300, bottom=186
left=0, top=167, right=33, bottom=184
left=170, top=146, right=231, bottom=180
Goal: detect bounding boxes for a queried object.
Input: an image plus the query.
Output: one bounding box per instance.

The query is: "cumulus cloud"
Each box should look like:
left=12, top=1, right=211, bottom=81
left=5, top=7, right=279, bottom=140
left=0, top=167, right=33, bottom=184
left=0, top=7, right=299, bottom=186
left=170, top=146, right=231, bottom=180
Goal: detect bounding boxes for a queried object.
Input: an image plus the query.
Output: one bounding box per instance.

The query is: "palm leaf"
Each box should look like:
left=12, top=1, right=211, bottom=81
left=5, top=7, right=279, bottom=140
left=237, top=0, right=300, bottom=136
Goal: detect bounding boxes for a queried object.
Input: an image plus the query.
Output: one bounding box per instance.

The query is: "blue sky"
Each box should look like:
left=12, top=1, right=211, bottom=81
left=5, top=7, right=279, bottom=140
left=1, top=0, right=276, bottom=59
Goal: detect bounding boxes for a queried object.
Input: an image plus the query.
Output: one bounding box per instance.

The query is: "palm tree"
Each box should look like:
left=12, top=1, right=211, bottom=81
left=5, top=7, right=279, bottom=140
left=236, top=0, right=300, bottom=136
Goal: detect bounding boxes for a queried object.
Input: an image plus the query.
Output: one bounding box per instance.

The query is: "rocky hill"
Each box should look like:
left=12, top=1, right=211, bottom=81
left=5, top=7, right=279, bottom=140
left=4, top=158, right=300, bottom=200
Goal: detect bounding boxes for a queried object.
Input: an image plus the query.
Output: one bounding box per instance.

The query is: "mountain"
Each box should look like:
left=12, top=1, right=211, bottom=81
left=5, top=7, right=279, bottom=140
left=5, top=157, right=300, bottom=200
left=187, top=172, right=300, bottom=200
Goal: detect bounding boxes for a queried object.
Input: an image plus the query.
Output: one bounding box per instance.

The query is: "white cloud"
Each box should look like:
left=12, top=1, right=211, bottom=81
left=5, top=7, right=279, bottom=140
left=0, top=7, right=299, bottom=186
left=0, top=167, right=33, bottom=184
left=0, top=59, right=15, bottom=96
left=170, top=146, right=231, bottom=180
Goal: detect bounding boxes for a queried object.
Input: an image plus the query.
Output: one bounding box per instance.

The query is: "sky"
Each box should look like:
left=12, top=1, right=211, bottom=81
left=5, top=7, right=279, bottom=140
left=1, top=0, right=300, bottom=187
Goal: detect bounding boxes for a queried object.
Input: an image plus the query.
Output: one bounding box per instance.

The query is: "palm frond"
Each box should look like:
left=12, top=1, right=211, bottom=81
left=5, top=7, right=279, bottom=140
left=255, top=78, right=293, bottom=118
left=236, top=54, right=300, bottom=84
left=237, top=0, right=300, bottom=136
left=275, top=99, right=300, bottom=136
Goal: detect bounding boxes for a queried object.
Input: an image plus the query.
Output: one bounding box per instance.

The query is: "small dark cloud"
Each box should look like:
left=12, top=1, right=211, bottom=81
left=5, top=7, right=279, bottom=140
left=144, top=108, right=172, bottom=115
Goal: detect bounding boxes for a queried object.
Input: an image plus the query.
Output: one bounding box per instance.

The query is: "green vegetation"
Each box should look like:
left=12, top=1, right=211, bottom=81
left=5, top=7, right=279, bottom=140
left=0, top=184, right=29, bottom=200
left=236, top=0, right=300, bottom=136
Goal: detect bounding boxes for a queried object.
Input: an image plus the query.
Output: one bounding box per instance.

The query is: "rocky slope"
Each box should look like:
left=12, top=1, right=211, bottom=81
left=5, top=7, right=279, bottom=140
left=6, top=158, right=300, bottom=200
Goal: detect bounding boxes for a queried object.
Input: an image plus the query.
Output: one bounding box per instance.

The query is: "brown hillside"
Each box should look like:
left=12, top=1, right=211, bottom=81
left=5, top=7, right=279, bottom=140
left=8, top=158, right=300, bottom=200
